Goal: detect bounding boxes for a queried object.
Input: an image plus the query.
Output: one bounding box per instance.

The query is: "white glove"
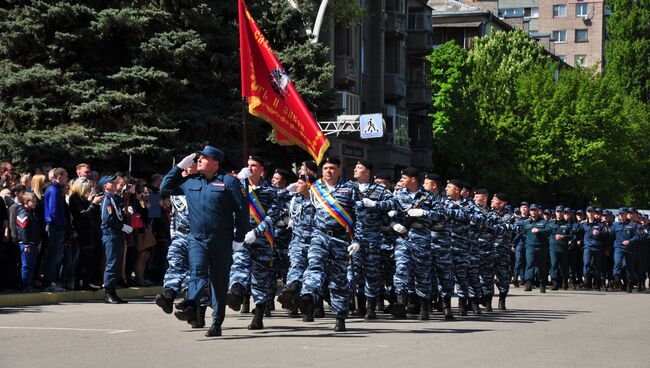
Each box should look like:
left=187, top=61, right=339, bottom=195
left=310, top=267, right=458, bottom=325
left=121, top=224, right=133, bottom=234
left=232, top=241, right=244, bottom=252
left=362, top=198, right=376, bottom=208
left=177, top=153, right=196, bottom=170
left=244, top=230, right=256, bottom=244
left=237, top=167, right=251, bottom=180
left=408, top=208, right=424, bottom=217
left=388, top=210, right=397, bottom=218
left=286, top=182, right=298, bottom=193
left=127, top=206, right=135, bottom=215
left=347, top=242, right=360, bottom=256
left=392, top=223, right=407, bottom=234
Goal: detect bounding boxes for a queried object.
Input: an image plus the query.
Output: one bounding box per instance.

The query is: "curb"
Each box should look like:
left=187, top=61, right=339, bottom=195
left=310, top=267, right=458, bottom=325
left=0, top=286, right=162, bottom=307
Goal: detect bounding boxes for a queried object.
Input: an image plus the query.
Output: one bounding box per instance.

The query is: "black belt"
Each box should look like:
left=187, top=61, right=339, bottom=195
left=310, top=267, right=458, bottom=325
left=321, top=228, right=348, bottom=239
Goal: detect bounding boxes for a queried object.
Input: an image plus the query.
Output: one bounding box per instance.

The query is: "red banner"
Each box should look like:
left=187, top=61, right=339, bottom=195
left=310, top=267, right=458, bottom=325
left=239, top=0, right=329, bottom=164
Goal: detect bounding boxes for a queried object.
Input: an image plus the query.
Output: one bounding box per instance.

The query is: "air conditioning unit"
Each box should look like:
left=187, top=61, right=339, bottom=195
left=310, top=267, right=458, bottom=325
left=580, top=15, right=589, bottom=22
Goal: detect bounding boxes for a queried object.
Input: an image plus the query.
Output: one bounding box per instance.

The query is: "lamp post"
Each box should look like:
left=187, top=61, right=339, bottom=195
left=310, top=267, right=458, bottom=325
left=287, top=0, right=329, bottom=43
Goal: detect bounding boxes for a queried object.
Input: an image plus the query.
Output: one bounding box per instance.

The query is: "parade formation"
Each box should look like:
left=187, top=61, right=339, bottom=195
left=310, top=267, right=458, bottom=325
left=151, top=148, right=650, bottom=337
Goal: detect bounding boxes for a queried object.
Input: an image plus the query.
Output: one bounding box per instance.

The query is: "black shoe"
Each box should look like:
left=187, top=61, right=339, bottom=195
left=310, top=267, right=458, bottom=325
left=352, top=295, right=367, bottom=317
left=376, top=296, right=385, bottom=312
left=405, top=293, right=420, bottom=314
left=241, top=295, right=251, bottom=314
left=562, top=280, right=569, bottom=290
left=155, top=289, right=176, bottom=314
left=419, top=298, right=430, bottom=321
left=551, top=280, right=559, bottom=291
left=524, top=281, right=532, bottom=292
left=364, top=298, right=377, bottom=320
left=248, top=303, right=266, bottom=330
left=278, top=282, right=299, bottom=308
left=433, top=300, right=443, bottom=313
left=443, top=298, right=454, bottom=320
left=470, top=298, right=481, bottom=315
left=104, top=289, right=127, bottom=304
left=458, top=297, right=468, bottom=316
left=627, top=283, right=633, bottom=293
left=391, top=294, right=407, bottom=319
left=498, top=293, right=507, bottom=310
left=513, top=279, right=520, bottom=288
left=314, top=298, right=325, bottom=318
left=301, top=294, right=315, bottom=322
left=334, top=317, right=346, bottom=332
left=226, top=284, right=245, bottom=312
left=174, top=300, right=197, bottom=323
left=484, top=296, right=493, bottom=312
left=205, top=323, right=222, bottom=337
left=540, top=284, right=546, bottom=293
left=191, top=306, right=206, bottom=328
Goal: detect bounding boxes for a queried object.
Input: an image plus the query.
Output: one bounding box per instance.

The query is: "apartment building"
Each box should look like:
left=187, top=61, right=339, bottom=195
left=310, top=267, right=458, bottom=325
left=322, top=0, right=435, bottom=179
left=462, top=0, right=606, bottom=68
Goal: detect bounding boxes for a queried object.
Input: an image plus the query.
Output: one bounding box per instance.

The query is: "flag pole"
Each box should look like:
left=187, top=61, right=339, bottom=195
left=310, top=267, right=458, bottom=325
left=242, top=97, right=249, bottom=164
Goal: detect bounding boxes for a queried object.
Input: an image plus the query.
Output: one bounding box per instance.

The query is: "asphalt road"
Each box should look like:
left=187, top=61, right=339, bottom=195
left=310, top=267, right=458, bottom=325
left=1, top=287, right=647, bottom=368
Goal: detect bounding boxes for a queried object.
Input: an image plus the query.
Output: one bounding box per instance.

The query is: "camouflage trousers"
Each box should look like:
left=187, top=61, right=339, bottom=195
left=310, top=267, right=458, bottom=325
left=229, top=238, right=273, bottom=305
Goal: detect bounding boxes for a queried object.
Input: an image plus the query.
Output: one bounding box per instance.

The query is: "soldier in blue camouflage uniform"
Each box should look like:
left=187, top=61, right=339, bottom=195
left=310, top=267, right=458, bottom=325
left=300, top=156, right=363, bottom=332
left=346, top=160, right=393, bottom=320
left=512, top=202, right=530, bottom=287
left=226, top=155, right=279, bottom=330
left=364, top=167, right=446, bottom=321
left=277, top=174, right=316, bottom=313
left=156, top=163, right=195, bottom=314
left=268, top=168, right=294, bottom=314
left=490, top=193, right=514, bottom=310
left=472, top=189, right=495, bottom=313
left=466, top=188, right=488, bottom=315
left=374, top=175, right=397, bottom=312
left=422, top=173, right=445, bottom=312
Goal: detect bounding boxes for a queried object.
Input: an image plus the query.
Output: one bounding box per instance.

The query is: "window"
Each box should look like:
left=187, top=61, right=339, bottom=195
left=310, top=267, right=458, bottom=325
left=575, top=29, right=588, bottom=42
left=530, top=7, right=539, bottom=18
left=574, top=54, right=587, bottom=67
left=552, top=30, right=567, bottom=43
left=499, top=8, right=525, bottom=17
left=576, top=3, right=588, bottom=17
left=553, top=4, right=566, bottom=17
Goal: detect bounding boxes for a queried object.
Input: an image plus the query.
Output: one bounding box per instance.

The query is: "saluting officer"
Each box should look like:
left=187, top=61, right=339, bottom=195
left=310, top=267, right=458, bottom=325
left=160, top=146, right=248, bottom=337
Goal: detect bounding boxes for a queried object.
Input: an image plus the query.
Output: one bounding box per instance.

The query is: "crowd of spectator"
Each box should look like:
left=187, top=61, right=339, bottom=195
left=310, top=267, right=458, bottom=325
left=0, top=160, right=170, bottom=293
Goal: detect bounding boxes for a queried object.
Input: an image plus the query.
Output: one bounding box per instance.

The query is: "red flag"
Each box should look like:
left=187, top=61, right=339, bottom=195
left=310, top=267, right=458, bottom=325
left=239, top=0, right=329, bottom=164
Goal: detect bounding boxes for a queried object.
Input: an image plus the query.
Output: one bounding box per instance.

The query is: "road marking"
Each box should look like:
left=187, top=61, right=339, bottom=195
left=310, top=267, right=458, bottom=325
left=0, top=326, right=133, bottom=334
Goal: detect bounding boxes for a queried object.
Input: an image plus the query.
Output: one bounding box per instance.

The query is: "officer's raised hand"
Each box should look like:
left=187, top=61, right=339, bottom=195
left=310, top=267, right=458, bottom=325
left=407, top=208, right=424, bottom=217
left=177, top=153, right=197, bottom=169
left=392, top=222, right=407, bottom=234
left=347, top=242, right=360, bottom=256
left=362, top=198, right=376, bottom=208
left=244, top=230, right=256, bottom=244
left=237, top=167, right=251, bottom=180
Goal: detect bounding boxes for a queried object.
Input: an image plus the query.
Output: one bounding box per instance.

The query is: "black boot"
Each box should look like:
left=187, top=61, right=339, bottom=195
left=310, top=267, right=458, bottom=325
left=627, top=282, right=633, bottom=293
left=205, top=323, right=222, bottom=337
left=174, top=300, right=197, bottom=323
left=540, top=284, right=546, bottom=293
left=498, top=293, right=507, bottom=310
left=264, top=299, right=273, bottom=317
left=524, top=281, right=532, bottom=291
left=562, top=280, right=569, bottom=290
left=353, top=294, right=367, bottom=317
left=155, top=289, right=176, bottom=314
left=104, top=288, right=127, bottom=304
left=226, top=283, right=245, bottom=312
left=419, top=298, right=430, bottom=321
left=391, top=294, right=407, bottom=319
left=432, top=299, right=443, bottom=313
left=513, top=278, right=520, bottom=288
left=278, top=281, right=299, bottom=308
left=484, top=295, right=493, bottom=312
left=314, top=297, right=325, bottom=318
left=364, top=298, right=377, bottom=320
left=551, top=280, right=559, bottom=291
left=470, top=298, right=481, bottom=315
left=241, top=293, right=251, bottom=314
left=405, top=293, right=420, bottom=314
left=443, top=297, right=454, bottom=320
left=584, top=278, right=593, bottom=290
left=458, top=297, right=468, bottom=316
left=376, top=295, right=385, bottom=312
left=301, top=294, right=315, bottom=322
left=334, top=317, right=346, bottom=332
left=191, top=306, right=206, bottom=328
left=248, top=303, right=266, bottom=330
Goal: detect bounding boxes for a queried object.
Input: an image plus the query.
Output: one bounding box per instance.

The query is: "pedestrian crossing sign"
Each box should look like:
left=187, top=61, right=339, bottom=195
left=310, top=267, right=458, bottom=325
left=360, top=114, right=383, bottom=139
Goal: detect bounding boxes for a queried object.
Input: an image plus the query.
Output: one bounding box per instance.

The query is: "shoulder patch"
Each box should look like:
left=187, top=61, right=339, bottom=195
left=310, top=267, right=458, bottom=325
left=106, top=205, right=113, bottom=214
left=16, top=215, right=29, bottom=229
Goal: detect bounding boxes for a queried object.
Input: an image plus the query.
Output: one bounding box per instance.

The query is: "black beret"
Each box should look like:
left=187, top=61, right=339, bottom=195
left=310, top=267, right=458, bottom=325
left=447, top=179, right=463, bottom=189
left=248, top=155, right=265, bottom=166
left=474, top=188, right=489, bottom=195
left=494, top=192, right=509, bottom=202
left=356, top=160, right=373, bottom=171
left=303, top=160, right=318, bottom=173
left=401, top=167, right=419, bottom=178
left=322, top=156, right=341, bottom=166
left=462, top=182, right=472, bottom=191
left=274, top=168, right=293, bottom=181
left=424, top=173, right=441, bottom=182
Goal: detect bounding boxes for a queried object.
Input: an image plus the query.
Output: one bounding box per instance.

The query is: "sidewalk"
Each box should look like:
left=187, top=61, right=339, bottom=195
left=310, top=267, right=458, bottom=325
left=0, top=286, right=162, bottom=307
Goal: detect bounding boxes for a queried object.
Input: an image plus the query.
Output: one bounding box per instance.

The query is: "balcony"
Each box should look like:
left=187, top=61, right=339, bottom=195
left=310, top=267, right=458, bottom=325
left=407, top=13, right=432, bottom=32
left=407, top=31, right=434, bottom=54
left=335, top=91, right=360, bottom=115
left=334, top=55, right=357, bottom=86
left=384, top=73, right=406, bottom=100
left=385, top=12, right=407, bottom=37
left=407, top=83, right=432, bottom=107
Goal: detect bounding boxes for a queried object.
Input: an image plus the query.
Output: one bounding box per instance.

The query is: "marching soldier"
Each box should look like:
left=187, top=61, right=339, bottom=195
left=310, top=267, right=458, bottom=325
left=490, top=193, right=514, bottom=310
left=523, top=204, right=552, bottom=293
